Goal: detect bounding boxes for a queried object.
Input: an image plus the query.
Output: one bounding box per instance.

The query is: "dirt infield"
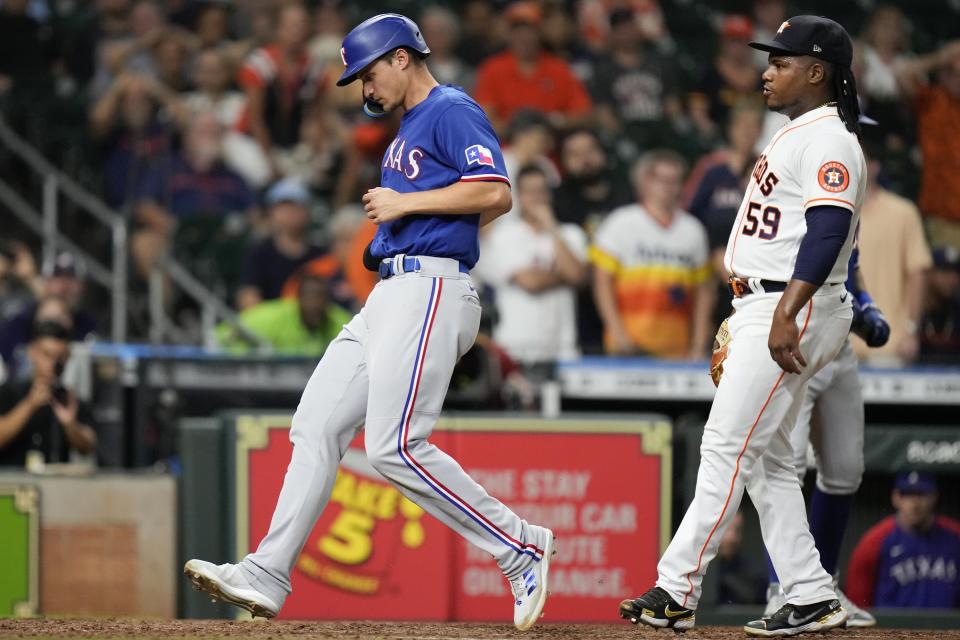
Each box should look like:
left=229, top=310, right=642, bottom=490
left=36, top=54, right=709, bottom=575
left=2, top=620, right=959, bottom=640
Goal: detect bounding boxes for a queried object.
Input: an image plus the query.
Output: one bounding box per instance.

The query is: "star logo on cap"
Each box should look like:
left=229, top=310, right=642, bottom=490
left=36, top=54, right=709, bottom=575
left=777, top=20, right=791, bottom=34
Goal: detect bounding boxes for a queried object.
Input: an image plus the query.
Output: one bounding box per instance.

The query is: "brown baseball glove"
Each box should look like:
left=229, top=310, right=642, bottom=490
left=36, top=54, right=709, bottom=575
left=710, top=317, right=732, bottom=387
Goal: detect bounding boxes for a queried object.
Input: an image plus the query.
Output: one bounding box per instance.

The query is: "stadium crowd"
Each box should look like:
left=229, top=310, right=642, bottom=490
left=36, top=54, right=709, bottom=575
left=1, top=0, right=960, bottom=379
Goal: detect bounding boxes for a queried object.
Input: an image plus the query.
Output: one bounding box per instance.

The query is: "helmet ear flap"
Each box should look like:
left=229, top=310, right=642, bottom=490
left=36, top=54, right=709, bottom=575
left=363, top=99, right=388, bottom=118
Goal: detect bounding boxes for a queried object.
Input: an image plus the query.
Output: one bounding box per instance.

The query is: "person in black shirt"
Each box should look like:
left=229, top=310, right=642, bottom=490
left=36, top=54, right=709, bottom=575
left=236, top=179, right=325, bottom=310
left=552, top=128, right=633, bottom=234
left=552, top=129, right=632, bottom=354
left=0, top=321, right=96, bottom=467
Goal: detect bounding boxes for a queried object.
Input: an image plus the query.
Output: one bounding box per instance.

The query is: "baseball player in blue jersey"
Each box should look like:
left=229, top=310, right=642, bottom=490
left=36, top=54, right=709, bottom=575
left=847, top=472, right=960, bottom=608
left=184, top=14, right=555, bottom=631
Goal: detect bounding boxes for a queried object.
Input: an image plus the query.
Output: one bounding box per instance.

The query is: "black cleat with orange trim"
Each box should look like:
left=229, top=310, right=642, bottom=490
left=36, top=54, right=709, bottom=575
left=619, top=586, right=695, bottom=631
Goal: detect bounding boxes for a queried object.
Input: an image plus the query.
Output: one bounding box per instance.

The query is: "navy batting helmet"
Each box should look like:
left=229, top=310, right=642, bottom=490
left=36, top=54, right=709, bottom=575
left=336, top=13, right=431, bottom=87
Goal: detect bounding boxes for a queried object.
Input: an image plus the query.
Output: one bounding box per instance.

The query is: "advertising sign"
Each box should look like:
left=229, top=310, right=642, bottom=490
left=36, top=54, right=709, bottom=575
left=234, top=415, right=671, bottom=622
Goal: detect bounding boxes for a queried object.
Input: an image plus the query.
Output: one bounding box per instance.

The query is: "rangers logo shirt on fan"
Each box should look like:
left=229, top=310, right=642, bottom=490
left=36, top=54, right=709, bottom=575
left=372, top=85, right=510, bottom=269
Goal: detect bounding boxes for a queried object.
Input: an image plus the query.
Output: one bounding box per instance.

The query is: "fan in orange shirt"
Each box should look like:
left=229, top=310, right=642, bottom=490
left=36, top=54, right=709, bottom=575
left=473, top=2, right=592, bottom=133
left=281, top=212, right=377, bottom=308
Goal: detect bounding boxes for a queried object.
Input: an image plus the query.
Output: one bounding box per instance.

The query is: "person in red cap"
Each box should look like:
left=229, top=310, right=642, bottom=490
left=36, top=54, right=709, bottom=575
left=473, top=1, right=592, bottom=133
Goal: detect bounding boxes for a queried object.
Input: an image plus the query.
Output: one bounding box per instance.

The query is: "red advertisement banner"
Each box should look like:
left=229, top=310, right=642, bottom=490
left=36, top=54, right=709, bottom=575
left=235, top=415, right=671, bottom=622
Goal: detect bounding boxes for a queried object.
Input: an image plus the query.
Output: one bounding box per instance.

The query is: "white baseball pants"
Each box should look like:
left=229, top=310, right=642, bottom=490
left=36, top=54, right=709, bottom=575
left=657, top=284, right=852, bottom=609
left=238, top=257, right=547, bottom=608
left=790, top=339, right=864, bottom=494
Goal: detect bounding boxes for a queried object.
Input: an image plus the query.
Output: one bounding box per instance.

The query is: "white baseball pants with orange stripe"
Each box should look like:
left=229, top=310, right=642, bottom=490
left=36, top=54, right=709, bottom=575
left=657, top=283, right=852, bottom=609
left=238, top=257, right=547, bottom=609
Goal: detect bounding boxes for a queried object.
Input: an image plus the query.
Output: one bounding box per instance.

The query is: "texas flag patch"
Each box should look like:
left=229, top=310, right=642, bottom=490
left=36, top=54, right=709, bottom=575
left=465, top=144, right=495, bottom=167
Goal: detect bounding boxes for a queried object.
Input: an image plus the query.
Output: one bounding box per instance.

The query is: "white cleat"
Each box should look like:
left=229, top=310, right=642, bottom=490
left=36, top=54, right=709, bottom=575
left=834, top=576, right=876, bottom=627
left=510, top=528, right=556, bottom=631
left=184, top=559, right=280, bottom=619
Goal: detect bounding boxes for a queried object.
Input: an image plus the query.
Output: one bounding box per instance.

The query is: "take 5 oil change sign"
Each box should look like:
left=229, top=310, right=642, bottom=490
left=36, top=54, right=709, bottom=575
left=234, top=415, right=671, bottom=622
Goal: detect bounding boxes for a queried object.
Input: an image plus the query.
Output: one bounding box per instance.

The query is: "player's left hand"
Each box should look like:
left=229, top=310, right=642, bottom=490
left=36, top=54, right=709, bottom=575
left=851, top=297, right=890, bottom=348
left=362, top=187, right=407, bottom=224
left=769, top=313, right=807, bottom=374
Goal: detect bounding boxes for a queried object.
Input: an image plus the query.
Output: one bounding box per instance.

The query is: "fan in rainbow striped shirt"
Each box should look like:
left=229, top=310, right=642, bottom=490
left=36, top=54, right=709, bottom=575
left=590, top=150, right=715, bottom=359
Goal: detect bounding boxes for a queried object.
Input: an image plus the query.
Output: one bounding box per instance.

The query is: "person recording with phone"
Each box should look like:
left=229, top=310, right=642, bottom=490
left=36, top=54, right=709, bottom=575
left=0, top=321, right=97, bottom=467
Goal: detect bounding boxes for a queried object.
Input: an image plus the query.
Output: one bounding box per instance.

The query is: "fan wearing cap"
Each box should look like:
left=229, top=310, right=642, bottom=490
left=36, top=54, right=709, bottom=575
left=184, top=13, right=556, bottom=631
left=473, top=1, right=592, bottom=134
left=620, top=16, right=867, bottom=636
left=0, top=252, right=97, bottom=381
left=846, top=472, right=960, bottom=608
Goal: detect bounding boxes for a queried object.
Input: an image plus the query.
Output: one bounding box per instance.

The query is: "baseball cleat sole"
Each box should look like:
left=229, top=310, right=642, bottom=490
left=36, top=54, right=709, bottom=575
left=184, top=561, right=278, bottom=619
left=619, top=605, right=696, bottom=632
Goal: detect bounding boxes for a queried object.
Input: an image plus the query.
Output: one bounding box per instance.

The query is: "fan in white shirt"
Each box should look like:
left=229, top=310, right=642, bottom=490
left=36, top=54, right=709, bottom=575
left=479, top=165, right=587, bottom=364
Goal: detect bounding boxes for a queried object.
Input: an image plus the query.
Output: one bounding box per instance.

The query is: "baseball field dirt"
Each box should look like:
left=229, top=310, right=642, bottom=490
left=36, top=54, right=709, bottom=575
left=1, top=620, right=959, bottom=640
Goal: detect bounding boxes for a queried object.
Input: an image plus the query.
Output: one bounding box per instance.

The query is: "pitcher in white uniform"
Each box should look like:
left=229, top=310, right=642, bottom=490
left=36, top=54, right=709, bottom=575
left=620, top=15, right=867, bottom=637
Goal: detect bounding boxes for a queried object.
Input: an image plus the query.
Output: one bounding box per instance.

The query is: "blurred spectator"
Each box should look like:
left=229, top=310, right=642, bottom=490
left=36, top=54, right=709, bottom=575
left=89, top=72, right=182, bottom=209
left=57, top=0, right=132, bottom=94
left=274, top=107, right=351, bottom=204
left=0, top=241, right=41, bottom=324
left=851, top=147, right=931, bottom=366
left=553, top=128, right=632, bottom=354
left=589, top=7, right=682, bottom=152
left=456, top=0, right=506, bottom=68
left=181, top=47, right=244, bottom=126
left=500, top=110, right=560, bottom=210
left=236, top=179, right=324, bottom=310
left=684, top=103, right=763, bottom=326
left=152, top=30, right=190, bottom=92
left=856, top=5, right=915, bottom=146
left=578, top=0, right=675, bottom=56
left=749, top=0, right=787, bottom=69
left=89, top=0, right=195, bottom=97
left=236, top=2, right=324, bottom=179
left=474, top=1, right=592, bottom=133
left=191, top=1, right=251, bottom=66
left=131, top=110, right=255, bottom=279
left=419, top=5, right=472, bottom=90
left=280, top=206, right=366, bottom=312
left=307, top=1, right=347, bottom=67
left=701, top=511, right=767, bottom=605
left=540, top=3, right=594, bottom=79
left=896, top=40, right=960, bottom=249
left=343, top=218, right=379, bottom=305
left=192, top=2, right=231, bottom=48
left=0, top=320, right=97, bottom=467
left=846, top=472, right=960, bottom=608
left=217, top=274, right=350, bottom=356
left=859, top=6, right=912, bottom=104
left=479, top=165, right=587, bottom=365
left=591, top=150, right=713, bottom=359
left=918, top=247, right=960, bottom=364
left=688, top=15, right=764, bottom=149
left=553, top=128, right=632, bottom=232
left=0, top=252, right=96, bottom=379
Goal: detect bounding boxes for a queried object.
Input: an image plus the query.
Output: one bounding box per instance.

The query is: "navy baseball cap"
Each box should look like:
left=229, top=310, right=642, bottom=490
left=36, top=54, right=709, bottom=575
left=749, top=15, right=853, bottom=68
left=43, top=251, right=85, bottom=279
left=932, top=246, right=960, bottom=271
left=265, top=179, right=310, bottom=206
left=895, top=471, right=937, bottom=494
